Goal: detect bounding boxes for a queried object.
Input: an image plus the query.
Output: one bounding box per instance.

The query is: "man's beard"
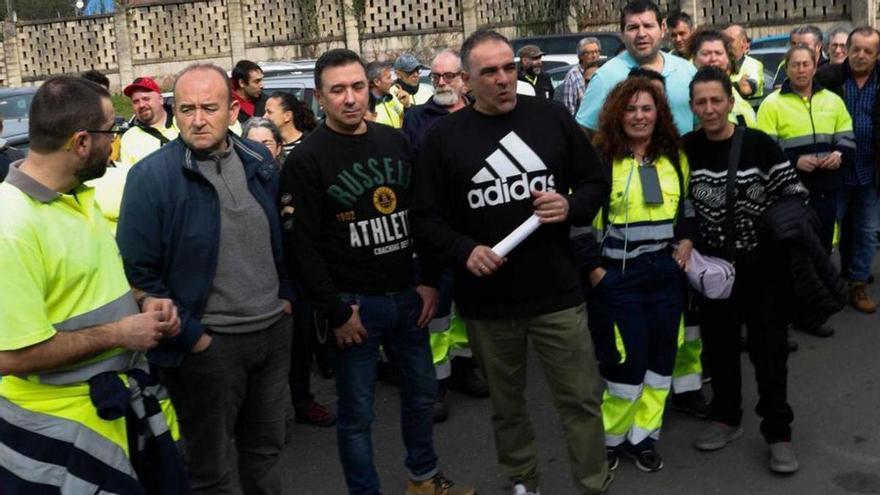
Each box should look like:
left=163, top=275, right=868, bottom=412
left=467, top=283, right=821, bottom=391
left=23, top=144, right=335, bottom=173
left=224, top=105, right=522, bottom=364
left=433, top=88, right=459, bottom=106
left=75, top=147, right=110, bottom=182
left=526, top=65, right=542, bottom=76
left=138, top=109, right=154, bottom=125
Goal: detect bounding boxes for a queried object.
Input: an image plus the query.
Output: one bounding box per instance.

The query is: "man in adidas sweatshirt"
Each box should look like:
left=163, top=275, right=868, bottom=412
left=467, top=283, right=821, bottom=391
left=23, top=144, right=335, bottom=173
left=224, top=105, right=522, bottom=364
left=281, top=49, right=474, bottom=495
left=412, top=30, right=611, bottom=495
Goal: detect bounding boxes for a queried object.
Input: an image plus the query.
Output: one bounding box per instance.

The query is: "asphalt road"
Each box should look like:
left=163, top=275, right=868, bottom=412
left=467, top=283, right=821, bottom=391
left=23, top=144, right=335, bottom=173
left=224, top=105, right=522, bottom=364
left=285, top=264, right=880, bottom=495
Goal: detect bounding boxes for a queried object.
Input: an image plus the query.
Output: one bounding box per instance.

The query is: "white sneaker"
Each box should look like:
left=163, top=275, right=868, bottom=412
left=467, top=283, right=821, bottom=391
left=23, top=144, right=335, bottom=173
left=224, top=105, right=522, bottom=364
left=512, top=483, right=541, bottom=495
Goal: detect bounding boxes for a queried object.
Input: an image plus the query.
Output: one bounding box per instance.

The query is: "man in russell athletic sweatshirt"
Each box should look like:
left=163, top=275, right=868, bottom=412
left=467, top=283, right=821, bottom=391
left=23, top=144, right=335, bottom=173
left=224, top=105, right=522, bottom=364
left=412, top=30, right=612, bottom=495
left=280, top=49, right=474, bottom=495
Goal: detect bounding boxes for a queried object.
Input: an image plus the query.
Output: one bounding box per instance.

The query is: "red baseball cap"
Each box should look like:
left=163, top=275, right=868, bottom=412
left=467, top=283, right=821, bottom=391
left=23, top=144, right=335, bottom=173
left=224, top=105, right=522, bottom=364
left=123, top=76, right=161, bottom=98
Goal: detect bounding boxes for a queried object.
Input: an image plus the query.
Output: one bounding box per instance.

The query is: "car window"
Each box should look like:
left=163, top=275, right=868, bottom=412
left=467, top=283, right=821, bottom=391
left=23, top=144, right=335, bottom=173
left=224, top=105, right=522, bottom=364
left=0, top=94, right=34, bottom=120
left=549, top=69, right=569, bottom=88
left=263, top=84, right=324, bottom=119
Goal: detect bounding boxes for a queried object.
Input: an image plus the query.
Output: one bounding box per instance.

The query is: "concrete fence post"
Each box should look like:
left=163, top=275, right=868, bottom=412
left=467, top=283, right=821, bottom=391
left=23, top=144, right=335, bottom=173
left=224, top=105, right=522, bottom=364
left=461, top=0, right=478, bottom=37
left=340, top=0, right=361, bottom=52
left=852, top=0, right=877, bottom=27
left=227, top=0, right=247, bottom=63
left=2, top=21, right=21, bottom=87
left=113, top=7, right=133, bottom=89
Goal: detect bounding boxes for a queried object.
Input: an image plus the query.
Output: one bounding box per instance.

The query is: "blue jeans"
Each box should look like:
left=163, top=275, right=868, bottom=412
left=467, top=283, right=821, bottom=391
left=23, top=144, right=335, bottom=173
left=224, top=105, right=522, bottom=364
left=838, top=184, right=880, bottom=282
left=335, top=289, right=438, bottom=495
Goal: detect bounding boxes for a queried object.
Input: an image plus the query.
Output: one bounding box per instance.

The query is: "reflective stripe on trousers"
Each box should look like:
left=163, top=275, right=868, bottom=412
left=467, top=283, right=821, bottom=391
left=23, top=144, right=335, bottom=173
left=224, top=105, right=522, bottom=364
left=0, top=395, right=143, bottom=494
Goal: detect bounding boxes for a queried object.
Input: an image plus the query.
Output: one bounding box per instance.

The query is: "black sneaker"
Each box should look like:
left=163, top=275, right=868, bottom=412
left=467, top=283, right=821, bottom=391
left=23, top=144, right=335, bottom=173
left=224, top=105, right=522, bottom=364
left=671, top=390, right=710, bottom=419
left=606, top=447, right=619, bottom=471
left=625, top=446, right=664, bottom=473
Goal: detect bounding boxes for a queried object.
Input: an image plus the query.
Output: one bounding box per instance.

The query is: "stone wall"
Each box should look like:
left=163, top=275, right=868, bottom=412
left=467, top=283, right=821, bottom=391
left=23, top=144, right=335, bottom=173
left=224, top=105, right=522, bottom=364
left=1, top=0, right=873, bottom=90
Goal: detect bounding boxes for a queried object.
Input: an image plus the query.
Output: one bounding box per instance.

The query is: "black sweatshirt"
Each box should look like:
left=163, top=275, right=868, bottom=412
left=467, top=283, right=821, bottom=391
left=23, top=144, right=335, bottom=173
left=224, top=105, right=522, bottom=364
left=281, top=121, right=436, bottom=328
left=412, top=96, right=609, bottom=319
left=683, top=127, right=808, bottom=257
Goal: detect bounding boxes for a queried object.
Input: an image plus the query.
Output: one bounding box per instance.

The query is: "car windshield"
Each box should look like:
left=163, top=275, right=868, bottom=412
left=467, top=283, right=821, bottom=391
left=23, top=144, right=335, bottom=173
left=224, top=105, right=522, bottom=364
left=0, top=93, right=33, bottom=120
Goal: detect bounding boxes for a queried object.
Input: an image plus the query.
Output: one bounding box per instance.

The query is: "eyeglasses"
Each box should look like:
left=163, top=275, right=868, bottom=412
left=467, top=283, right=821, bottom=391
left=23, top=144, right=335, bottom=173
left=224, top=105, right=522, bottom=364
left=430, top=71, right=462, bottom=83
left=81, top=123, right=127, bottom=135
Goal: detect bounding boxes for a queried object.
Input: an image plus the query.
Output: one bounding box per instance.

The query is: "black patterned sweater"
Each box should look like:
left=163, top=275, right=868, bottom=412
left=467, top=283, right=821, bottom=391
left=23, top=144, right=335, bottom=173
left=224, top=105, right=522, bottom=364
left=683, top=127, right=808, bottom=256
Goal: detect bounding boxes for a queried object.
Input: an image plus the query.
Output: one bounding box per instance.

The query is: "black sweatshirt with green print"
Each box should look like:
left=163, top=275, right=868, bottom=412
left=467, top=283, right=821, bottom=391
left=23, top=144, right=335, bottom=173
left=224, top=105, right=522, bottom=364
left=280, top=121, right=437, bottom=328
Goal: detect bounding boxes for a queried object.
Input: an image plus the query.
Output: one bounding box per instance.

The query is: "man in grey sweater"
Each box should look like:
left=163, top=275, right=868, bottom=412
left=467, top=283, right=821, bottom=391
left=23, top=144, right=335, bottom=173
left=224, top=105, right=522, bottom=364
left=117, top=63, right=294, bottom=495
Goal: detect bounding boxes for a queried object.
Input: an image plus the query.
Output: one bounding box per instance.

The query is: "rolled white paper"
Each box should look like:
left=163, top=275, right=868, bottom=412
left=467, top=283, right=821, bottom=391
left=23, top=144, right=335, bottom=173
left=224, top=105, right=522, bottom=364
left=491, top=214, right=542, bottom=257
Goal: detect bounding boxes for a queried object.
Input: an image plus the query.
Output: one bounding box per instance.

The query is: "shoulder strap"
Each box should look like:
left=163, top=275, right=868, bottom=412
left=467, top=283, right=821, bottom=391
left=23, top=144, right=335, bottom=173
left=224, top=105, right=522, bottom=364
left=136, top=122, right=172, bottom=146
left=725, top=127, right=744, bottom=260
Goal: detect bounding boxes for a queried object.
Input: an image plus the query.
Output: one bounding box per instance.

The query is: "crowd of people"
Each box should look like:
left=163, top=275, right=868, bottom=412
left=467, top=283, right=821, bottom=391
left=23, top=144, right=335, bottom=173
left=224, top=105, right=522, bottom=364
left=0, top=1, right=877, bottom=494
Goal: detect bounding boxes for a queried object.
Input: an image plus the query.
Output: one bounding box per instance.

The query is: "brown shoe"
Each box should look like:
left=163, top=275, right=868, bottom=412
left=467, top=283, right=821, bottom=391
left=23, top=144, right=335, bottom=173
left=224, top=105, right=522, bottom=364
left=850, top=282, right=877, bottom=313
left=406, top=472, right=476, bottom=495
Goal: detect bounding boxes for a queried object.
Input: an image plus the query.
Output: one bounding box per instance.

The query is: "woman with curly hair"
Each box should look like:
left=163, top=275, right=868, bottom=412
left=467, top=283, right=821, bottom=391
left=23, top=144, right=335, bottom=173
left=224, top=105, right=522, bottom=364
left=586, top=76, right=695, bottom=473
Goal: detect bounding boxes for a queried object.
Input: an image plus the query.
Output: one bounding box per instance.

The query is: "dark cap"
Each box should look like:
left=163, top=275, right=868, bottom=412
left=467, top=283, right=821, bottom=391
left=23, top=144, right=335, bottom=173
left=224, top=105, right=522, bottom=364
left=517, top=45, right=546, bottom=59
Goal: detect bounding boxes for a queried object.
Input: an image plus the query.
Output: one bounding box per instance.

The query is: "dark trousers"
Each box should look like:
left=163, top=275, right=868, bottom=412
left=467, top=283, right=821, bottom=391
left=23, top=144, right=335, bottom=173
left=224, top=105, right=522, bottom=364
left=700, top=252, right=793, bottom=443
left=289, top=301, right=330, bottom=411
left=161, top=314, right=292, bottom=495
left=587, top=251, right=684, bottom=449
left=807, top=189, right=840, bottom=254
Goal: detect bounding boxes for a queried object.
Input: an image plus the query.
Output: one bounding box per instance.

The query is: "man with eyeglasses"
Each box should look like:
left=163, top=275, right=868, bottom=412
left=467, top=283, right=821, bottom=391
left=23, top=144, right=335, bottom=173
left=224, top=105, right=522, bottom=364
left=393, top=52, right=434, bottom=108
left=403, top=50, right=470, bottom=155
left=562, top=37, right=603, bottom=115
left=0, top=75, right=187, bottom=493
left=402, top=50, right=489, bottom=423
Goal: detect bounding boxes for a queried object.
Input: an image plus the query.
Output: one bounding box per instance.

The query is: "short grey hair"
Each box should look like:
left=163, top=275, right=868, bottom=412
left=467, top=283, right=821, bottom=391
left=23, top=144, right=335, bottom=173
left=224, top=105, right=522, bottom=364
left=577, top=37, right=602, bottom=55
left=791, top=25, right=824, bottom=45
left=174, top=63, right=233, bottom=102
left=365, top=61, right=392, bottom=83
left=828, top=23, right=853, bottom=41
left=241, top=117, right=282, bottom=145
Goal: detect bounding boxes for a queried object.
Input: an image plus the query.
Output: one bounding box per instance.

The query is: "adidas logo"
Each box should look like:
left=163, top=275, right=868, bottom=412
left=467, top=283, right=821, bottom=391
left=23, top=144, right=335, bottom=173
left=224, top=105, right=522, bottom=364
left=468, top=131, right=556, bottom=209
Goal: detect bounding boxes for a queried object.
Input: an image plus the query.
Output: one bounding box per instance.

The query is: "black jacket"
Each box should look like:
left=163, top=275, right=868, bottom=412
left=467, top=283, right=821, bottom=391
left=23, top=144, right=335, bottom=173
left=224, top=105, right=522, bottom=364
left=815, top=61, right=880, bottom=187
left=0, top=144, right=24, bottom=182
left=518, top=68, right=554, bottom=99
left=759, top=196, right=846, bottom=329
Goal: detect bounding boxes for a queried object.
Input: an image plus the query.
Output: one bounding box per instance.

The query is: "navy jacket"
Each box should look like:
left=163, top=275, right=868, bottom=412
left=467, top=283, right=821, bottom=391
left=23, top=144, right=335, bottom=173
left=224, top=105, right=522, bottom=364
left=117, top=134, right=294, bottom=366
left=402, top=99, right=451, bottom=156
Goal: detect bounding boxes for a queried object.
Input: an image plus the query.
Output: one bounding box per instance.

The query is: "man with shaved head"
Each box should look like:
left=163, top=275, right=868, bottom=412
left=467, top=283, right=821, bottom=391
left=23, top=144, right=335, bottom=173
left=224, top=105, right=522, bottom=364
left=117, top=63, right=295, bottom=494
left=723, top=24, right=764, bottom=101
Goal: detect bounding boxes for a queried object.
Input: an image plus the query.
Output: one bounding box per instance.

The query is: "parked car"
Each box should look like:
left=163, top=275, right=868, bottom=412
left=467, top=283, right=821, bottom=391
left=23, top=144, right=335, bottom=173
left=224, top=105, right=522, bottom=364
left=163, top=73, right=323, bottom=119
left=258, top=59, right=317, bottom=77
left=512, top=33, right=623, bottom=59
left=0, top=87, right=37, bottom=152
left=750, top=34, right=789, bottom=51
left=748, top=46, right=788, bottom=97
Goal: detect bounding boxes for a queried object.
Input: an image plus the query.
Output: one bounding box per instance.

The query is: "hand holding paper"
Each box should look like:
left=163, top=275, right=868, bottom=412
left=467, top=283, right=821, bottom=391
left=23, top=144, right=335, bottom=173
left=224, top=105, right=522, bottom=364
left=491, top=214, right=541, bottom=258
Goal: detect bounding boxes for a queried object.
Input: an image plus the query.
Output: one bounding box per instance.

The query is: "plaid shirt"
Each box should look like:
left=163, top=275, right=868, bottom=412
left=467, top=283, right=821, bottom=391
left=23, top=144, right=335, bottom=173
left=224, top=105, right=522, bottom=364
left=562, top=64, right=585, bottom=116
left=844, top=69, right=878, bottom=186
